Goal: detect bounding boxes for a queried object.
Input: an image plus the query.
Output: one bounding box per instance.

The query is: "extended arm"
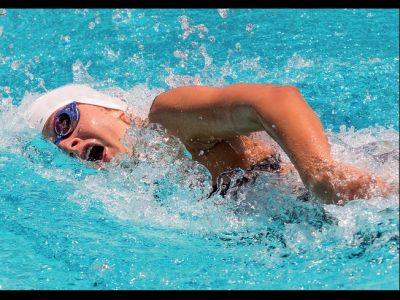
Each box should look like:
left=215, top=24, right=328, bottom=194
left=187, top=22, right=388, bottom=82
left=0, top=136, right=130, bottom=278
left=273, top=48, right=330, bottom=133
left=149, top=84, right=392, bottom=204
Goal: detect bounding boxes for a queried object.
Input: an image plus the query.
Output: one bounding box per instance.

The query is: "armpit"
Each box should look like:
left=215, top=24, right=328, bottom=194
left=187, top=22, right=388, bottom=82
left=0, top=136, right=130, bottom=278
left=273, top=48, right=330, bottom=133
left=183, top=135, right=222, bottom=153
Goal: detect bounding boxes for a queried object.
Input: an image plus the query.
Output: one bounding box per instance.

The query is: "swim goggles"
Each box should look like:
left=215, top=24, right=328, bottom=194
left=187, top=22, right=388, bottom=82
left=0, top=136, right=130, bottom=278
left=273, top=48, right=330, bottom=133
left=53, top=101, right=80, bottom=145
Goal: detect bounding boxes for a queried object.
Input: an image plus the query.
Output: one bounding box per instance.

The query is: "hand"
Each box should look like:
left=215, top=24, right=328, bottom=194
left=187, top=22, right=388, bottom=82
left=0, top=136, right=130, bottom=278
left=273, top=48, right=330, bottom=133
left=310, top=162, right=397, bottom=204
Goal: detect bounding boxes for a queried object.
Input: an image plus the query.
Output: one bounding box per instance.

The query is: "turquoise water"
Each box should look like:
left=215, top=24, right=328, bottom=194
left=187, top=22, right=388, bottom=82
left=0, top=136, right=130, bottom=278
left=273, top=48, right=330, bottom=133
left=0, top=9, right=399, bottom=290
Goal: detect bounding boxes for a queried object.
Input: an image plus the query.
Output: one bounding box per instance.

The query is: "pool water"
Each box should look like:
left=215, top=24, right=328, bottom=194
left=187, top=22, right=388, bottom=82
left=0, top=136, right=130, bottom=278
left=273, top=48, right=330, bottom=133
left=0, top=9, right=398, bottom=290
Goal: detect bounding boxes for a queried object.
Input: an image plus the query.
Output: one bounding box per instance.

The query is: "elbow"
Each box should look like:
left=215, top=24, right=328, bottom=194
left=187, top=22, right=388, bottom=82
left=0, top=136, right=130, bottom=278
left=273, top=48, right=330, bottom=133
left=259, top=84, right=303, bottom=100
left=251, top=84, right=305, bottom=110
left=274, top=85, right=303, bottom=100
left=272, top=85, right=307, bottom=109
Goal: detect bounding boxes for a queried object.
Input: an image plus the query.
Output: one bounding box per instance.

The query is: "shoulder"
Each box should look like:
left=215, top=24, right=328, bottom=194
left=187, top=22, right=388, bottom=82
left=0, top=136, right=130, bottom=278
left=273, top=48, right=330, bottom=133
left=150, top=85, right=221, bottom=108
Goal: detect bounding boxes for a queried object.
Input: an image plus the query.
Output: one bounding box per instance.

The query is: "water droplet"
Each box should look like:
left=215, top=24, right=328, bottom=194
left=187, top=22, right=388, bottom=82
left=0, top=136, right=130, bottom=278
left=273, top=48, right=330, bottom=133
left=235, top=42, right=241, bottom=51
left=246, top=23, right=253, bottom=33
left=88, top=22, right=96, bottom=30
left=11, top=61, right=21, bottom=71
left=217, top=9, right=229, bottom=18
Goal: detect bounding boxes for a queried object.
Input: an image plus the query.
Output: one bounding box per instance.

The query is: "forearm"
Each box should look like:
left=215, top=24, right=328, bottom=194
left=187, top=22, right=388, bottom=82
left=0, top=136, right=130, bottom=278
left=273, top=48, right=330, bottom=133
left=255, top=92, right=396, bottom=203
left=249, top=86, right=334, bottom=182
left=249, top=88, right=393, bottom=203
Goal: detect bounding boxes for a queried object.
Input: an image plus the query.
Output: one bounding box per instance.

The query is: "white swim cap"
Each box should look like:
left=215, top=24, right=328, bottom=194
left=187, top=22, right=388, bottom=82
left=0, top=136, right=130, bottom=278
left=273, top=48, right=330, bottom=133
left=24, top=84, right=128, bottom=131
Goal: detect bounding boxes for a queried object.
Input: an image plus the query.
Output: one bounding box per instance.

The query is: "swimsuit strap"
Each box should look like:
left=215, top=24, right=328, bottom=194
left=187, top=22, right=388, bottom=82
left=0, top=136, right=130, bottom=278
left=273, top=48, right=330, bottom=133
left=208, top=154, right=283, bottom=198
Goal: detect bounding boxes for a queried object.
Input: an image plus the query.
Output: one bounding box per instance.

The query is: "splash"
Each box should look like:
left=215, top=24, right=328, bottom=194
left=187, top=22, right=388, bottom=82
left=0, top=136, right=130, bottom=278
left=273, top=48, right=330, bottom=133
left=164, top=67, right=202, bottom=88
left=285, top=53, right=313, bottom=70
left=328, top=126, right=399, bottom=186
left=72, top=59, right=95, bottom=84
left=7, top=85, right=399, bottom=239
left=178, top=15, right=209, bottom=41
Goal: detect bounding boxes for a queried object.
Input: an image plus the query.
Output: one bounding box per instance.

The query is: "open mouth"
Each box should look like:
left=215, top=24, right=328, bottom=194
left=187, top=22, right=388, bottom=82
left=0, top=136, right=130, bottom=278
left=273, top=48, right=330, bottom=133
left=85, top=145, right=104, bottom=161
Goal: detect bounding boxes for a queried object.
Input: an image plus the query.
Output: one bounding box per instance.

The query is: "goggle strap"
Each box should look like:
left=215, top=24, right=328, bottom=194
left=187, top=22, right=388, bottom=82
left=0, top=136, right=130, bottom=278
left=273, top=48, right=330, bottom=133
left=54, top=136, right=62, bottom=145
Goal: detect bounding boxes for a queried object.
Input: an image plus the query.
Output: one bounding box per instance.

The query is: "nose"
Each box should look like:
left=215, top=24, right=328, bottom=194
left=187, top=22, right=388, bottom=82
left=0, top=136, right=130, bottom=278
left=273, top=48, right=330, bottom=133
left=59, top=137, right=84, bottom=158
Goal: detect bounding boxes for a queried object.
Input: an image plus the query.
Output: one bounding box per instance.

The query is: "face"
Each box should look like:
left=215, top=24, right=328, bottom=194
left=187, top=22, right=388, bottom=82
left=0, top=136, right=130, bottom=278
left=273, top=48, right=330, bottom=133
left=42, top=103, right=131, bottom=163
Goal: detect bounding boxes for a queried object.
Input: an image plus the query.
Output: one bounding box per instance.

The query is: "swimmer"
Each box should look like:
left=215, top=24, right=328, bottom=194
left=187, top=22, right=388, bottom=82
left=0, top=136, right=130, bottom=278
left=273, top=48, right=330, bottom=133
left=25, top=84, right=396, bottom=204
